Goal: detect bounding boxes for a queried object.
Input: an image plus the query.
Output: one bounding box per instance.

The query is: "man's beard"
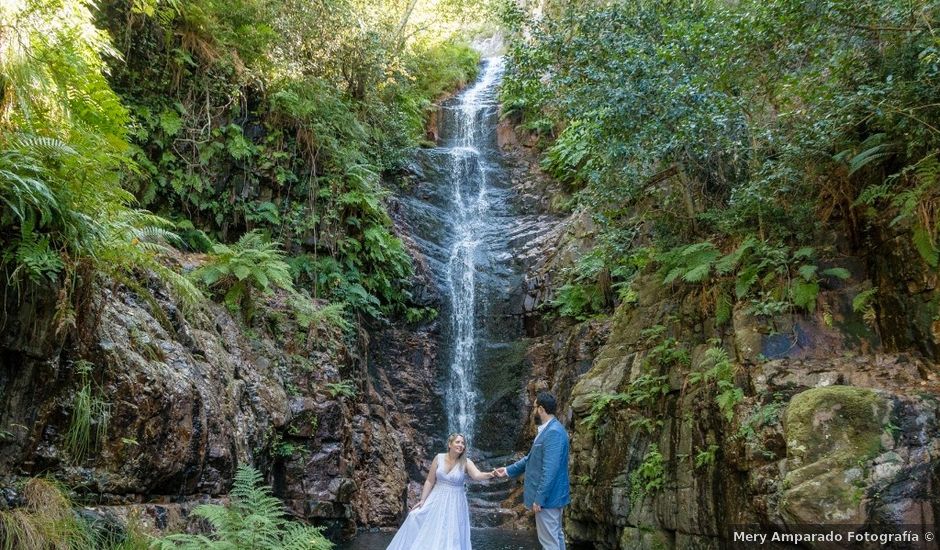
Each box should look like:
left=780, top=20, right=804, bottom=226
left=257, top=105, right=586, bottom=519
left=533, top=414, right=542, bottom=426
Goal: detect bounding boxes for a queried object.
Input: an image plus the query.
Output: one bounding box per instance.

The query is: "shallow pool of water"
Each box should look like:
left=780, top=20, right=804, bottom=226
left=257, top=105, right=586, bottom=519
left=337, top=528, right=539, bottom=550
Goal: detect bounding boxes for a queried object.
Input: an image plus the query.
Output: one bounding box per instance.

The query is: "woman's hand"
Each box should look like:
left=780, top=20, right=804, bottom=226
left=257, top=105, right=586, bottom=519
left=486, top=470, right=496, bottom=479
left=411, top=499, right=425, bottom=511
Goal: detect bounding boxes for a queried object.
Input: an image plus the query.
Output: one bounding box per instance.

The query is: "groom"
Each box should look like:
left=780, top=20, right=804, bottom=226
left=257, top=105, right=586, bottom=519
left=496, top=392, right=570, bottom=550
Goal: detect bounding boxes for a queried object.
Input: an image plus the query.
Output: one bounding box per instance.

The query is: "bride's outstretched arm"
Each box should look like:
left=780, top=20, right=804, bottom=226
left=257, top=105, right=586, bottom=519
left=466, top=459, right=496, bottom=481
left=413, top=455, right=439, bottom=510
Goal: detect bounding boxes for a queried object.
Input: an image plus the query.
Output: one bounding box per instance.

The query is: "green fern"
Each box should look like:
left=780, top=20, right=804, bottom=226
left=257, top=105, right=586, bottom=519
left=194, top=231, right=294, bottom=321
left=325, top=380, right=357, bottom=398
left=843, top=133, right=894, bottom=176
left=659, top=241, right=720, bottom=284
left=913, top=225, right=939, bottom=267
left=152, top=466, right=332, bottom=550
left=715, top=237, right=756, bottom=275
left=790, top=280, right=820, bottom=313
left=630, top=444, right=665, bottom=502
left=688, top=344, right=742, bottom=421
left=852, top=286, right=879, bottom=327
left=0, top=145, right=63, bottom=226
left=821, top=267, right=851, bottom=280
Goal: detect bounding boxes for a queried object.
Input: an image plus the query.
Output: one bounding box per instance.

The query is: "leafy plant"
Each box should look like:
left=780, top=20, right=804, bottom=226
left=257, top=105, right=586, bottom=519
left=552, top=282, right=605, bottom=321
left=500, top=0, right=940, bottom=336
left=0, top=478, right=94, bottom=550
left=852, top=287, right=879, bottom=327
left=152, top=466, right=332, bottom=549
left=693, top=445, right=719, bottom=469
left=583, top=374, right=670, bottom=432
left=64, top=361, right=111, bottom=464
left=736, top=397, right=786, bottom=459
left=688, top=344, right=742, bottom=422
left=645, top=337, right=690, bottom=371
left=195, top=231, right=293, bottom=321
left=630, top=444, right=665, bottom=502
left=292, top=296, right=352, bottom=347
left=325, top=380, right=357, bottom=399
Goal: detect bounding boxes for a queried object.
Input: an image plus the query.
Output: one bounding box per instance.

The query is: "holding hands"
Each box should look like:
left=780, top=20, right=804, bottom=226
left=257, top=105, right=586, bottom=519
left=481, top=467, right=508, bottom=479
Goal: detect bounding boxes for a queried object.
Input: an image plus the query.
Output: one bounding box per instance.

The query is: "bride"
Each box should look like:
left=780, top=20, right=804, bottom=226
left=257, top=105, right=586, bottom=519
left=386, top=433, right=495, bottom=550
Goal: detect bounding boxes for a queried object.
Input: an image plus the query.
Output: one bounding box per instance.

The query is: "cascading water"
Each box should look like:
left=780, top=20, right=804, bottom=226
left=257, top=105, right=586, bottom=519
left=396, top=56, right=545, bottom=527
left=443, top=58, right=505, bottom=438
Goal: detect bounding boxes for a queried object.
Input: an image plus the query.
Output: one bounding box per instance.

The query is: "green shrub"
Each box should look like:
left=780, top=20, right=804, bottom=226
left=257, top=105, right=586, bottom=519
left=152, top=466, right=332, bottom=550
left=194, top=230, right=293, bottom=321
left=630, top=444, right=666, bottom=502
left=583, top=374, right=670, bottom=432
left=500, top=0, right=940, bottom=326
left=325, top=380, right=357, bottom=399
left=687, top=344, right=743, bottom=422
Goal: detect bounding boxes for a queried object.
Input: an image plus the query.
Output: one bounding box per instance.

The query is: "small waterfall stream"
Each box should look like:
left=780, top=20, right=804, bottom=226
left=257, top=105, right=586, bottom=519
left=392, top=56, right=541, bottom=531
left=443, top=58, right=504, bottom=438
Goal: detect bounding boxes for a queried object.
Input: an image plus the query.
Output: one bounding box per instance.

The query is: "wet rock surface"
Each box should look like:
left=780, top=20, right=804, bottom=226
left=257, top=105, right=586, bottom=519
left=507, top=220, right=940, bottom=547
left=389, top=60, right=556, bottom=527
left=0, top=264, right=441, bottom=539
left=491, top=116, right=940, bottom=547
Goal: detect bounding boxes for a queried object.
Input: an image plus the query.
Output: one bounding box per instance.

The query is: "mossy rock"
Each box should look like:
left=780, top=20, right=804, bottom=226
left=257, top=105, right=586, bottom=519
left=780, top=386, right=888, bottom=524
left=784, top=385, right=885, bottom=466
left=619, top=525, right=672, bottom=550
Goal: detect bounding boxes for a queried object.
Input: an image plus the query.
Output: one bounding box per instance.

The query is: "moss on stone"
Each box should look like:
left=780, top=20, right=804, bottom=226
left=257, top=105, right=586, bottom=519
left=784, top=385, right=885, bottom=465
left=779, top=386, right=888, bottom=524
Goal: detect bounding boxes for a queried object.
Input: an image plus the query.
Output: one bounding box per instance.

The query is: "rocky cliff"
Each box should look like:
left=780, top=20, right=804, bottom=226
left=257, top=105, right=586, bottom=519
left=0, top=248, right=444, bottom=539
left=502, top=121, right=940, bottom=548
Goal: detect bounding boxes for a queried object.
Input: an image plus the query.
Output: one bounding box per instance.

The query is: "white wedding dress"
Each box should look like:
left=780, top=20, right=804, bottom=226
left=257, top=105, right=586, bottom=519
left=386, top=454, right=472, bottom=550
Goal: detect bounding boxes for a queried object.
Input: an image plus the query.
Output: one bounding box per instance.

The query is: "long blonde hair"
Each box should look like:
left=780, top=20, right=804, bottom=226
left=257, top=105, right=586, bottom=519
left=446, top=433, right=468, bottom=466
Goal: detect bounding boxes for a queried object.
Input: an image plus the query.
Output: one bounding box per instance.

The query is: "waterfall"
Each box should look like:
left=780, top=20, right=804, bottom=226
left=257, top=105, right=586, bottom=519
left=398, top=55, right=541, bottom=526
left=442, top=58, right=504, bottom=440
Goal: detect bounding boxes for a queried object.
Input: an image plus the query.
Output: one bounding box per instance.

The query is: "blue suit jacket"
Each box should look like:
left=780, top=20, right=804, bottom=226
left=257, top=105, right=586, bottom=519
left=506, top=417, right=570, bottom=508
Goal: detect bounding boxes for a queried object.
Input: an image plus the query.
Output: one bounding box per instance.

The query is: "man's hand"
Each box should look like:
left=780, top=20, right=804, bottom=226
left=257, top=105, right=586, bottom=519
left=494, top=467, right=508, bottom=478
left=532, top=503, right=542, bottom=513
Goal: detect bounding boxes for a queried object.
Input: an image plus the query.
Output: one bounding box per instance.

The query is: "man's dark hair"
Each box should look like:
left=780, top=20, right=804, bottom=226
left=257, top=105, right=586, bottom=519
left=536, top=392, right=557, bottom=415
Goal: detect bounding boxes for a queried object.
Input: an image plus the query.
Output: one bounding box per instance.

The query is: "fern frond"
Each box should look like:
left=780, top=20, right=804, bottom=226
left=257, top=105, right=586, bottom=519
left=151, top=263, right=205, bottom=314
left=847, top=133, right=894, bottom=176
left=791, top=280, right=819, bottom=312
left=821, top=267, right=851, bottom=280
left=9, top=135, right=78, bottom=159
left=852, top=287, right=878, bottom=313
left=280, top=524, right=333, bottom=550
left=152, top=465, right=332, bottom=549
left=715, top=237, right=755, bottom=275
left=913, top=224, right=939, bottom=267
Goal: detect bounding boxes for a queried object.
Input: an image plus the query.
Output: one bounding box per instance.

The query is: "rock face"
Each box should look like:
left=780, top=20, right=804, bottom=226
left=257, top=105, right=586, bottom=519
left=0, top=259, right=442, bottom=539
left=2, top=91, right=937, bottom=550
left=0, top=67, right=547, bottom=541
left=494, top=122, right=940, bottom=547
left=507, top=232, right=940, bottom=548
left=0, top=277, right=286, bottom=498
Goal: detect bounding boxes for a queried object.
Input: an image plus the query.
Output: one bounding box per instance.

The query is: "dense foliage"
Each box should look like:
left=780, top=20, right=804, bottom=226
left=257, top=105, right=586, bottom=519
left=1, top=0, right=487, bottom=545
left=1, top=0, right=484, bottom=332
left=0, top=0, right=203, bottom=333
left=500, top=0, right=940, bottom=321
left=152, top=466, right=332, bottom=549
left=0, top=468, right=327, bottom=550
left=102, top=0, right=481, bottom=319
